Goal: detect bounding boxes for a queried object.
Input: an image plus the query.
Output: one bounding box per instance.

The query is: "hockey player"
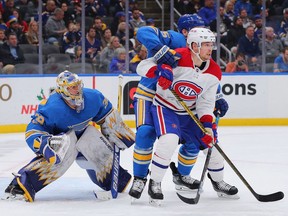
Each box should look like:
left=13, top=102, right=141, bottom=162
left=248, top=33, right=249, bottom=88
left=129, top=15, right=237, bottom=202
left=4, top=71, right=135, bottom=202
left=136, top=27, right=237, bottom=204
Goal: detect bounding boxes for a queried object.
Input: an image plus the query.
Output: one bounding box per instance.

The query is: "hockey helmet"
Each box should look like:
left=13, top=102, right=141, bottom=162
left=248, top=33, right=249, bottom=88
left=177, top=14, right=205, bottom=33
left=187, top=27, right=216, bottom=50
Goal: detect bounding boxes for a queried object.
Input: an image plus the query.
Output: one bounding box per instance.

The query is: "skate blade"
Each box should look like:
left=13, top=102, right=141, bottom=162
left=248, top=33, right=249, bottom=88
left=149, top=197, right=162, bottom=207
left=2, top=193, right=26, bottom=201
left=130, top=196, right=138, bottom=204
left=217, top=192, right=240, bottom=199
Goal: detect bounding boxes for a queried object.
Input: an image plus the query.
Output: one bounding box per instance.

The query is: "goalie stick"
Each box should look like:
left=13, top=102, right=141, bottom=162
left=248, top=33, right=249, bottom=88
left=94, top=75, right=123, bottom=200
left=170, top=89, right=284, bottom=203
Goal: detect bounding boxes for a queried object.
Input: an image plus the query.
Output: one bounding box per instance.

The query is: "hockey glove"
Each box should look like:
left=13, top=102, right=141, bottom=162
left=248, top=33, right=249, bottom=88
left=200, top=115, right=214, bottom=148
left=214, top=97, right=229, bottom=117
left=33, top=134, right=68, bottom=165
left=152, top=45, right=181, bottom=68
left=157, top=64, right=173, bottom=90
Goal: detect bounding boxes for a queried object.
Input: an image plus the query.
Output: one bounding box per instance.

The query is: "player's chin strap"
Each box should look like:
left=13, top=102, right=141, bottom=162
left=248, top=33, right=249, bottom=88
left=189, top=44, right=206, bottom=63
left=170, top=88, right=284, bottom=203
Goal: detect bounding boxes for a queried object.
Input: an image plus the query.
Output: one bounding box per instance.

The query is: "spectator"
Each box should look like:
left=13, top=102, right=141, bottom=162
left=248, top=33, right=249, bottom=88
left=25, top=20, right=39, bottom=45
left=36, top=0, right=56, bottom=27
left=116, top=21, right=134, bottom=46
left=279, top=8, right=288, bottom=46
left=9, top=8, right=28, bottom=33
left=238, top=25, right=262, bottom=71
left=2, top=0, right=16, bottom=23
left=224, top=0, right=235, bottom=22
left=274, top=47, right=288, bottom=72
left=226, top=16, right=245, bottom=50
left=234, top=0, right=253, bottom=17
left=85, top=0, right=106, bottom=17
left=99, top=36, right=122, bottom=73
left=253, top=15, right=263, bottom=40
left=225, top=52, right=249, bottom=72
left=61, top=2, right=76, bottom=27
left=259, top=27, right=283, bottom=63
left=5, top=15, right=26, bottom=44
left=109, top=47, right=128, bottom=74
left=239, top=8, right=253, bottom=29
left=45, top=8, right=67, bottom=46
left=129, top=44, right=147, bottom=73
left=197, top=0, right=216, bottom=26
left=101, top=28, right=112, bottom=49
left=93, top=16, right=106, bottom=41
left=110, top=11, right=126, bottom=36
left=129, top=7, right=146, bottom=33
left=175, top=0, right=197, bottom=15
left=0, top=28, right=6, bottom=44
left=210, top=6, right=232, bottom=45
left=0, top=32, right=25, bottom=74
left=84, top=26, right=101, bottom=64
left=62, top=22, right=81, bottom=57
left=73, top=45, right=82, bottom=63
left=0, top=10, right=7, bottom=30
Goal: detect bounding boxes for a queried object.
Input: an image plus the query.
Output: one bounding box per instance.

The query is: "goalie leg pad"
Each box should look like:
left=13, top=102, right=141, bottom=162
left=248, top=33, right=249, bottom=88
left=7, top=132, right=78, bottom=202
left=86, top=166, right=131, bottom=192
left=101, top=109, right=135, bottom=149
left=76, top=125, right=114, bottom=173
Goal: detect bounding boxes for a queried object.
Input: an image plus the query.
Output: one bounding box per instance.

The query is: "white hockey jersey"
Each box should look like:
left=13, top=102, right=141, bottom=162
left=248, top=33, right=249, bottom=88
left=136, top=47, right=222, bottom=121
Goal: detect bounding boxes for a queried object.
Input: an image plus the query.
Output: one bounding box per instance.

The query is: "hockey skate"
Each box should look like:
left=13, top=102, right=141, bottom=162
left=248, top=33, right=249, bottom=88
left=3, top=181, right=26, bottom=201
left=208, top=173, right=240, bottom=199
left=170, top=162, right=200, bottom=192
left=129, top=177, right=147, bottom=202
left=148, top=179, right=163, bottom=206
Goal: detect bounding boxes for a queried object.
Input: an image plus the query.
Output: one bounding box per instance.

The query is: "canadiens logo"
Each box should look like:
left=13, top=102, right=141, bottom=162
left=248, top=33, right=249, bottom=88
left=174, top=81, right=203, bottom=100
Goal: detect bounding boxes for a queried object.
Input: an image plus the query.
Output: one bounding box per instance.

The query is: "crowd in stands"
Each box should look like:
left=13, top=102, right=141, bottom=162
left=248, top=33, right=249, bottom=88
left=0, top=0, right=288, bottom=74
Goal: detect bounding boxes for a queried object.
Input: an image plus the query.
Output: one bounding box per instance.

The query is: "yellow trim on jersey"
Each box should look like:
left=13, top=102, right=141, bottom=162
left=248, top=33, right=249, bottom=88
left=137, top=99, right=144, bottom=126
left=135, top=88, right=154, bottom=100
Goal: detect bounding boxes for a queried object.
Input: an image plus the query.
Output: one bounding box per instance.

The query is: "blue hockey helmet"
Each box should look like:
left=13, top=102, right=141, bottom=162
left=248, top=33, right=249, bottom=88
left=177, top=14, right=205, bottom=33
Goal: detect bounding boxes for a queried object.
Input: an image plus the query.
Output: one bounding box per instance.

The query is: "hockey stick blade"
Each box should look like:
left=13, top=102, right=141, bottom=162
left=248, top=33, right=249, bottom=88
left=214, top=143, right=285, bottom=202
left=255, top=191, right=284, bottom=202
left=176, top=192, right=199, bottom=204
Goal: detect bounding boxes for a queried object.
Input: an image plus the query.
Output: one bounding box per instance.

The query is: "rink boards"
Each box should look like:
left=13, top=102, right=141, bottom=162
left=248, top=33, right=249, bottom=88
left=1, top=73, right=288, bottom=133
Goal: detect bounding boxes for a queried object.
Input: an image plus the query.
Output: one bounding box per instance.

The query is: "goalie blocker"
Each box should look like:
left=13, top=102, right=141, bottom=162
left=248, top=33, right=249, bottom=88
left=5, top=126, right=133, bottom=202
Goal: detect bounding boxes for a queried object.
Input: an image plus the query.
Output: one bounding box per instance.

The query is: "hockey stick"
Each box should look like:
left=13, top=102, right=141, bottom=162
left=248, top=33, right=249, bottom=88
left=110, top=75, right=123, bottom=199
left=94, top=75, right=123, bottom=200
left=170, top=89, right=284, bottom=203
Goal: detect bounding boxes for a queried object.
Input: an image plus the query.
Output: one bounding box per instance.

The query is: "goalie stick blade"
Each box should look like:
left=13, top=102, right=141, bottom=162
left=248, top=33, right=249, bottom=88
left=256, top=191, right=284, bottom=202
left=176, top=192, right=200, bottom=205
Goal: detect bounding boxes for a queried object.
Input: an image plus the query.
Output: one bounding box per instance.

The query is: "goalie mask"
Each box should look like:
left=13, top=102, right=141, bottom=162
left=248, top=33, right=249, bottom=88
left=56, top=71, right=84, bottom=111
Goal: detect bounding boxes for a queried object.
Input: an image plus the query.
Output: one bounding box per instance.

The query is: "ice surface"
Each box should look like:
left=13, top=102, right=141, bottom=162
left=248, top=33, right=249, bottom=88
left=0, top=127, right=287, bottom=216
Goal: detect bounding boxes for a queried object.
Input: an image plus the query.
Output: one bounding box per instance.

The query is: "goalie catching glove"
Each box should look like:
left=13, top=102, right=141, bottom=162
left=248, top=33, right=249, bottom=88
left=152, top=45, right=181, bottom=68
left=101, top=109, right=135, bottom=150
left=33, top=133, right=71, bottom=165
